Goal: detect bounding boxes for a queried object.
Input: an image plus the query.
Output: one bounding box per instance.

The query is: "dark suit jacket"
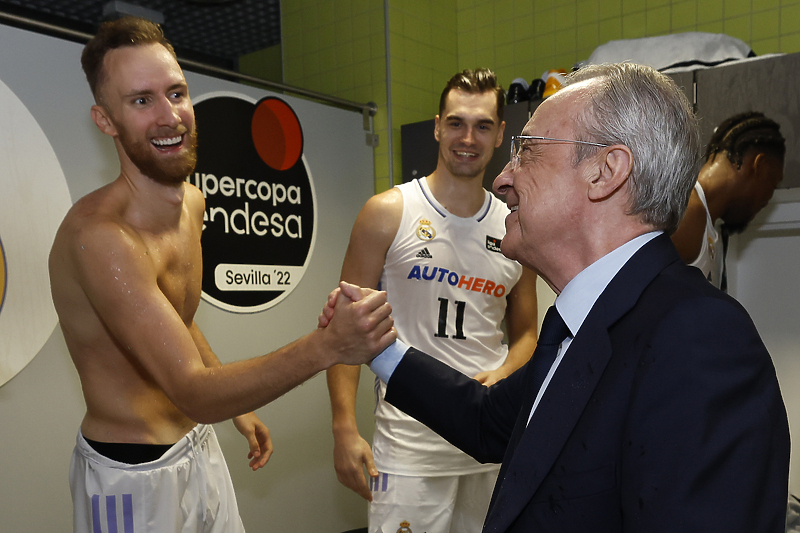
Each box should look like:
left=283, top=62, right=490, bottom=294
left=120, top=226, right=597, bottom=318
left=384, top=234, right=789, bottom=533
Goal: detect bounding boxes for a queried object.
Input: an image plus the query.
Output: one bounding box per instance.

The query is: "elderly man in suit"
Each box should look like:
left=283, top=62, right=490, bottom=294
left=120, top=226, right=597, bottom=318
left=325, top=62, right=790, bottom=532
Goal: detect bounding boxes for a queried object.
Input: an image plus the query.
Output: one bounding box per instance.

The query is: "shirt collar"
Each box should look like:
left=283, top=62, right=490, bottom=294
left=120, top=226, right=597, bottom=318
left=555, top=231, right=662, bottom=338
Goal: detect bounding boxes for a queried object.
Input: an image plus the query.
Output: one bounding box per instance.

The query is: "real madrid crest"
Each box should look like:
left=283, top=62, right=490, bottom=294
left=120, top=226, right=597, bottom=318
left=396, top=520, right=413, bottom=533
left=416, top=218, right=436, bottom=241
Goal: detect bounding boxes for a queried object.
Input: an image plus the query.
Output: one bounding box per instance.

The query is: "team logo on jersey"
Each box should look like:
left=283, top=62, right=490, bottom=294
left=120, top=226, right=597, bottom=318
left=416, top=247, right=432, bottom=259
left=397, top=521, right=413, bottom=533
left=416, top=218, right=436, bottom=241
left=486, top=235, right=503, bottom=253
left=407, top=264, right=507, bottom=297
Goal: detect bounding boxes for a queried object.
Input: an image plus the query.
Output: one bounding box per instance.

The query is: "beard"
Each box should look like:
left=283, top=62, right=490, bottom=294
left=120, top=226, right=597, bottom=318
left=118, top=125, right=198, bottom=186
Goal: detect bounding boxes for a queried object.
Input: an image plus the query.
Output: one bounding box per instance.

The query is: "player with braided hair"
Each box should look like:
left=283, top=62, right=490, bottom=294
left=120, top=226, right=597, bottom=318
left=705, top=111, right=786, bottom=168
left=671, top=111, right=785, bottom=290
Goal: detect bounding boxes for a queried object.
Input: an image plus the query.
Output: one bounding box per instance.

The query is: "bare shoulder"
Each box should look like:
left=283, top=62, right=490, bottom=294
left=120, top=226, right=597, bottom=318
left=670, top=188, right=706, bottom=264
left=353, top=187, right=403, bottom=240
left=341, top=187, right=403, bottom=286
left=50, top=185, right=150, bottom=289
left=183, top=182, right=206, bottom=221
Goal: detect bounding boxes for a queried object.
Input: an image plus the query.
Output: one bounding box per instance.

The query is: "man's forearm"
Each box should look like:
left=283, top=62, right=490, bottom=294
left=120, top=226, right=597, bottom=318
left=327, top=363, right=362, bottom=433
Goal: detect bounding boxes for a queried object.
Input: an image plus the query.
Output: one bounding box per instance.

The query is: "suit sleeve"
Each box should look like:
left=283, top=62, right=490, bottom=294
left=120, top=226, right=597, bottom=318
left=384, top=347, right=529, bottom=463
left=622, top=296, right=789, bottom=532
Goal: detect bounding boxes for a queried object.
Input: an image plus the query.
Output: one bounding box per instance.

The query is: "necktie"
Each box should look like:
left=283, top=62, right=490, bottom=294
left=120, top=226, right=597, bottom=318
left=528, top=305, right=571, bottom=406
left=488, top=304, right=572, bottom=510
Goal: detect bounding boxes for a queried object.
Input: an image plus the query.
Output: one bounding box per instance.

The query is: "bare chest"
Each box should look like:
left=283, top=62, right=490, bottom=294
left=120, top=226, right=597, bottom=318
left=141, top=229, right=203, bottom=321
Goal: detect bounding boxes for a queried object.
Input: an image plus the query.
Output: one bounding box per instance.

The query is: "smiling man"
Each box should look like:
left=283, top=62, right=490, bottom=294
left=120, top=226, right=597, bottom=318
left=343, top=63, right=790, bottom=532
left=49, top=16, right=395, bottom=533
left=326, top=69, right=538, bottom=533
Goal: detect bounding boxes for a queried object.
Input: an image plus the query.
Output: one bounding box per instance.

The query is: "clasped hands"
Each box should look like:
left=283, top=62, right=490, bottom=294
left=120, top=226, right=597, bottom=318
left=320, top=282, right=397, bottom=366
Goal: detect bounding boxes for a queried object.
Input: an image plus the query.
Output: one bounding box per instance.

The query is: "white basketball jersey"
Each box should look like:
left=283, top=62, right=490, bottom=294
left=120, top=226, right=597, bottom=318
left=372, top=177, right=523, bottom=475
left=689, top=182, right=723, bottom=289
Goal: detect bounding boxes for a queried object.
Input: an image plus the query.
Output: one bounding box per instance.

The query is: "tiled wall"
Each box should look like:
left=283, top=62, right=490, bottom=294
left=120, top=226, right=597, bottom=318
left=385, top=0, right=458, bottom=190
left=281, top=0, right=392, bottom=190
left=275, top=0, right=800, bottom=193
left=459, top=0, right=800, bottom=95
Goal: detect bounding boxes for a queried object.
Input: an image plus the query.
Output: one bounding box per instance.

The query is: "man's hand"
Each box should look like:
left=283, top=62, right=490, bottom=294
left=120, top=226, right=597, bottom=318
left=474, top=366, right=513, bottom=387
left=318, top=282, right=378, bottom=328
left=233, top=412, right=273, bottom=471
left=321, top=282, right=396, bottom=366
left=317, top=287, right=340, bottom=329
left=333, top=426, right=379, bottom=501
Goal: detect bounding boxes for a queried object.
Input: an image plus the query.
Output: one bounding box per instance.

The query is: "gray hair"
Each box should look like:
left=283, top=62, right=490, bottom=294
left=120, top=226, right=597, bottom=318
left=564, top=63, right=701, bottom=234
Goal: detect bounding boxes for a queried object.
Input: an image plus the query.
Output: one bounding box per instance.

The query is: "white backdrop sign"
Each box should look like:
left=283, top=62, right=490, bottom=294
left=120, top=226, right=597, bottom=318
left=0, top=78, right=72, bottom=386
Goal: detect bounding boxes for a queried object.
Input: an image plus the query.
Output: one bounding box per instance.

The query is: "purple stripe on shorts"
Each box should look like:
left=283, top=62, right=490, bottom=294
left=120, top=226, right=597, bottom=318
left=370, top=473, right=391, bottom=492
left=123, top=494, right=134, bottom=533
left=91, top=495, right=102, bottom=533
left=106, top=495, right=118, bottom=533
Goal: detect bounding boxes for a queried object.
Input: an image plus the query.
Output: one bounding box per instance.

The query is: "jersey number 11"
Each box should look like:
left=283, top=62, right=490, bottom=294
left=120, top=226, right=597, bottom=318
left=434, top=297, right=467, bottom=340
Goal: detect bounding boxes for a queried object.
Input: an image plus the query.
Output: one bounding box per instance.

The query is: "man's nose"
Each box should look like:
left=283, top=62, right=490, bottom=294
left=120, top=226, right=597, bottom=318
left=493, top=161, right=514, bottom=196
left=156, top=98, right=181, bottom=128
left=462, top=125, right=477, bottom=144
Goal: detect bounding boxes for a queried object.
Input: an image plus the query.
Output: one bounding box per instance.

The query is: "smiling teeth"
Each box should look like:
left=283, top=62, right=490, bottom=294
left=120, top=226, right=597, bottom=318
left=510, top=206, right=519, bottom=212
left=152, top=136, right=181, bottom=147
left=456, top=151, right=477, bottom=157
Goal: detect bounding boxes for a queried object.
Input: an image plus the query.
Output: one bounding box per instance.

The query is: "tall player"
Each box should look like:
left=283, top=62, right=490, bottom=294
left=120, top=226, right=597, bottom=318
left=50, top=17, right=394, bottom=533
left=327, top=69, right=539, bottom=533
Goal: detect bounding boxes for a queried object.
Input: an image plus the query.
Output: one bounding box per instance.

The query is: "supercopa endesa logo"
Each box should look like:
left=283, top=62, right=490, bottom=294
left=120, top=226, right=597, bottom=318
left=191, top=92, right=317, bottom=313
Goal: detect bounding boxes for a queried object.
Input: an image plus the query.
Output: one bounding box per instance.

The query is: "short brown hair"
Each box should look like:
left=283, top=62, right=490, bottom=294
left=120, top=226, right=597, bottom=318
left=438, top=68, right=505, bottom=121
left=81, top=16, right=176, bottom=101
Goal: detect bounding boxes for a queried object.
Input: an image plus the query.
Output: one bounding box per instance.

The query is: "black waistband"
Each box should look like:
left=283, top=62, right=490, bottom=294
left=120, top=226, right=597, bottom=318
left=84, top=437, right=175, bottom=465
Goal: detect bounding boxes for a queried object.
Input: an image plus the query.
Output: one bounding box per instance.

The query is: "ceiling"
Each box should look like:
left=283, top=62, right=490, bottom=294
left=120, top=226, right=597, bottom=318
left=0, top=0, right=280, bottom=69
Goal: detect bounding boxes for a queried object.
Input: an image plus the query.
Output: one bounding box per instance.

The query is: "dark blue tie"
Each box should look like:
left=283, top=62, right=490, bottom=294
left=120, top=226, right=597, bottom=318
left=528, top=305, right=570, bottom=403
left=487, top=305, right=572, bottom=516
left=509, top=306, right=571, bottom=448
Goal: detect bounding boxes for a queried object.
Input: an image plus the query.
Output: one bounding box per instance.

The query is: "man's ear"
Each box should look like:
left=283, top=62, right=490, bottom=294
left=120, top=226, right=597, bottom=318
left=90, top=104, right=117, bottom=137
left=433, top=114, right=441, bottom=143
left=587, top=145, right=633, bottom=201
left=750, top=152, right=784, bottom=185
left=495, top=120, right=506, bottom=148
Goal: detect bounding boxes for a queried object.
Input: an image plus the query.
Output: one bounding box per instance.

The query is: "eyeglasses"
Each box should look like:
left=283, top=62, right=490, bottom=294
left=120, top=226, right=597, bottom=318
left=510, top=135, right=609, bottom=169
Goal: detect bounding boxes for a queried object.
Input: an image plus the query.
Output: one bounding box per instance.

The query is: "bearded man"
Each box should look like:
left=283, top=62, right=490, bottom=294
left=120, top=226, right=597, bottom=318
left=49, top=16, right=395, bottom=533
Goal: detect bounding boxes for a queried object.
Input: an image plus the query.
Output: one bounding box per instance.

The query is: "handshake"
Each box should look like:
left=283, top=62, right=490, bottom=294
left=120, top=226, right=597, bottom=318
left=316, top=282, right=397, bottom=367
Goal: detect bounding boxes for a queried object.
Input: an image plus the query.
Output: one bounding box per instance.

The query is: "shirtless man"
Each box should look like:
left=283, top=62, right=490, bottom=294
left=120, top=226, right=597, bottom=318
left=48, top=16, right=395, bottom=533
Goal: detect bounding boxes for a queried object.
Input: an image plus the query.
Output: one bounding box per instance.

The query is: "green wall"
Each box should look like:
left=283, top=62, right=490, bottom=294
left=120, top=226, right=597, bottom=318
left=259, top=0, right=800, bottom=193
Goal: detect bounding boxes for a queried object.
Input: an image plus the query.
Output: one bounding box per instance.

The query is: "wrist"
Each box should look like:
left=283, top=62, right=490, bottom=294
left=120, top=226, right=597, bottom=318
left=308, top=328, right=339, bottom=371
left=332, top=419, right=360, bottom=437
